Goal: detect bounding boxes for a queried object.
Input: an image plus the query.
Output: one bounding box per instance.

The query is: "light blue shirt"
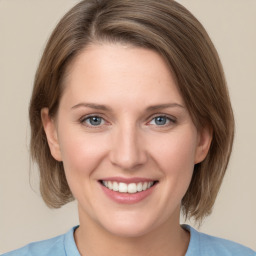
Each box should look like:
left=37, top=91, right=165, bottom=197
left=2, top=225, right=255, bottom=255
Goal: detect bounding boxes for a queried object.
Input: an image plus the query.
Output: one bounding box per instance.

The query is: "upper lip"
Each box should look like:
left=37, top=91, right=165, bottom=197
left=99, top=177, right=157, bottom=184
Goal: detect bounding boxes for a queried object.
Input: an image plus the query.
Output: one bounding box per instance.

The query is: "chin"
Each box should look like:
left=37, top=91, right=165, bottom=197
left=98, top=212, right=159, bottom=238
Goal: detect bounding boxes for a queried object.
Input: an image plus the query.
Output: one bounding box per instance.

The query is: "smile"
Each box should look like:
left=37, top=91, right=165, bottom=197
left=100, top=180, right=157, bottom=193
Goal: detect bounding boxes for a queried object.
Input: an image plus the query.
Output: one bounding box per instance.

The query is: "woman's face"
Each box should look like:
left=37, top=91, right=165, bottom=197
left=43, top=43, right=210, bottom=237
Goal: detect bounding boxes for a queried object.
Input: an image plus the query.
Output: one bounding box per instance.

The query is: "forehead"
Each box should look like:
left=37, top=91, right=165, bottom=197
left=61, top=43, right=184, bottom=108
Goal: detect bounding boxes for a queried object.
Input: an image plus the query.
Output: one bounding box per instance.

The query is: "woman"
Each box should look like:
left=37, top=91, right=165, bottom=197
left=2, top=0, right=255, bottom=255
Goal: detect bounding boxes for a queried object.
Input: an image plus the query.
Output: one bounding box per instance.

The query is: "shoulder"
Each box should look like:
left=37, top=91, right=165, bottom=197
left=1, top=234, right=65, bottom=256
left=1, top=226, right=79, bottom=256
left=198, top=232, right=256, bottom=256
left=183, top=225, right=256, bottom=256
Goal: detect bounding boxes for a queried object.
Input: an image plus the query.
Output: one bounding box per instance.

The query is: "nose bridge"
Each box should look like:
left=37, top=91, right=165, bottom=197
left=110, top=121, right=147, bottom=170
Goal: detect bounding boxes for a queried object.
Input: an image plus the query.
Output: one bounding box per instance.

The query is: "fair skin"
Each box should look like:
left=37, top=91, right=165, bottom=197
left=42, top=43, right=212, bottom=256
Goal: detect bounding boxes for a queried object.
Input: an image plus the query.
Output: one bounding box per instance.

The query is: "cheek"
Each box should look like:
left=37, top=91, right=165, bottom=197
left=152, top=132, right=197, bottom=172
left=58, top=130, right=111, bottom=207
left=58, top=127, right=109, bottom=180
left=148, top=129, right=197, bottom=197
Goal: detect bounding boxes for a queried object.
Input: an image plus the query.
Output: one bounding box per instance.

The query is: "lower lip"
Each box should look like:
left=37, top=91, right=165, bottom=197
left=100, top=183, right=157, bottom=204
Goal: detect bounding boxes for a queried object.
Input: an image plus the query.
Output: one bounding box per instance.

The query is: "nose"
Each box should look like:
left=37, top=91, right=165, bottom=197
left=109, top=124, right=147, bottom=170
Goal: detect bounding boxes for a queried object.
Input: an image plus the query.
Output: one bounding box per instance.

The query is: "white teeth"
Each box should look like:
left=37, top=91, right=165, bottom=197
left=112, top=182, right=118, bottom=191
left=142, top=182, right=148, bottom=191
left=102, top=180, right=155, bottom=193
left=127, top=183, right=137, bottom=193
left=108, top=181, right=113, bottom=190
left=147, top=182, right=153, bottom=188
left=137, top=182, right=143, bottom=192
left=119, top=182, right=128, bottom=193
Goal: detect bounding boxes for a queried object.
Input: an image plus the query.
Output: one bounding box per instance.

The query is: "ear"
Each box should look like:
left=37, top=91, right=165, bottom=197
left=194, top=124, right=213, bottom=164
left=41, top=108, right=62, bottom=161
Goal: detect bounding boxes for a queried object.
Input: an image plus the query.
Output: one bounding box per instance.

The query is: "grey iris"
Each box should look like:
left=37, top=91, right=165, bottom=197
left=155, top=116, right=167, bottom=125
left=89, top=116, right=102, bottom=126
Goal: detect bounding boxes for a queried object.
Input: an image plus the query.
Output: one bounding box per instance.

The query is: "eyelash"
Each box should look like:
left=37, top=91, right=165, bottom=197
left=148, top=114, right=176, bottom=126
left=79, top=114, right=176, bottom=128
left=80, top=114, right=107, bottom=128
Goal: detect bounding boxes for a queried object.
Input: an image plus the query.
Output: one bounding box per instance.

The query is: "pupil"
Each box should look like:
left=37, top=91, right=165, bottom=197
left=155, top=116, right=166, bottom=125
left=90, top=116, right=101, bottom=125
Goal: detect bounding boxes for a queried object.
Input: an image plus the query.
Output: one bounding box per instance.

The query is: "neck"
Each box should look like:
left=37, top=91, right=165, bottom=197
left=74, top=207, right=190, bottom=256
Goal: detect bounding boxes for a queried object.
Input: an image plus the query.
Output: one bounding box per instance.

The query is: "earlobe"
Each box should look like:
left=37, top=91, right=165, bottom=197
left=194, top=125, right=213, bottom=164
left=41, top=108, right=62, bottom=161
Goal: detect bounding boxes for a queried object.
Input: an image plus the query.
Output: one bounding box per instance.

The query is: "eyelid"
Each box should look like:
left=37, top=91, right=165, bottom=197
left=147, top=113, right=177, bottom=124
left=79, top=114, right=108, bottom=127
left=78, top=113, right=176, bottom=128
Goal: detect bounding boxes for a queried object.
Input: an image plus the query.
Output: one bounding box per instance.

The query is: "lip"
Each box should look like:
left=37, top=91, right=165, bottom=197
left=100, top=176, right=156, bottom=184
left=99, top=177, right=158, bottom=204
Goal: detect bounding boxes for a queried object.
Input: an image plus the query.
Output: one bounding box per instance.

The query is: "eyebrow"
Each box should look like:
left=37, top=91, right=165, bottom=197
left=71, top=103, right=113, bottom=111
left=145, top=103, right=185, bottom=111
left=71, top=102, right=185, bottom=111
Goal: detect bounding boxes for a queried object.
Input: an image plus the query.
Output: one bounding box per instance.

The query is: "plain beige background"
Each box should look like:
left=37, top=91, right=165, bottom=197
left=0, top=0, right=255, bottom=253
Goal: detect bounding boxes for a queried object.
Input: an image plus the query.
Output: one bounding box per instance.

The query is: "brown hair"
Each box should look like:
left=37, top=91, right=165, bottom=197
left=29, top=0, right=234, bottom=222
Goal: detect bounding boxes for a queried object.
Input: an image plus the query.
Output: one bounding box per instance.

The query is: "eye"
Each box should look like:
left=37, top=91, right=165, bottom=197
left=82, top=116, right=105, bottom=126
left=148, top=115, right=175, bottom=126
